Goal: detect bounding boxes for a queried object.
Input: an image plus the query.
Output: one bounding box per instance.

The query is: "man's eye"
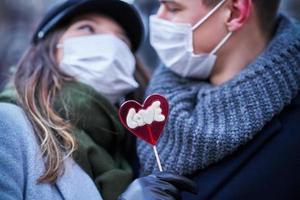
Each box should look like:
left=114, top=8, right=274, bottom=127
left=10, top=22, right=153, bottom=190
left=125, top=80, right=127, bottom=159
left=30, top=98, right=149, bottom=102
left=166, top=4, right=181, bottom=13
left=78, top=25, right=95, bottom=33
left=169, top=7, right=180, bottom=13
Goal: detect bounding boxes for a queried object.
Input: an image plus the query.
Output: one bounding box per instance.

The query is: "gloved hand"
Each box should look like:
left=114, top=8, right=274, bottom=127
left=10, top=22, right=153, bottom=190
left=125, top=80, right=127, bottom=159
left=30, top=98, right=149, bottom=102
left=118, top=172, right=197, bottom=200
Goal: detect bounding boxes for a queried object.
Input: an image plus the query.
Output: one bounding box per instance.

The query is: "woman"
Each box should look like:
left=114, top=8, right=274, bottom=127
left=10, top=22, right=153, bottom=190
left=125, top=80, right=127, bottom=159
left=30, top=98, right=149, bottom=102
left=0, top=0, right=196, bottom=200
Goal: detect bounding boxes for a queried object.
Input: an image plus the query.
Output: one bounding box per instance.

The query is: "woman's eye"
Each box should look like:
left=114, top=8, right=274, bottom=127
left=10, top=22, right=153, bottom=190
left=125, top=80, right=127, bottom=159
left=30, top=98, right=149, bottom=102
left=78, top=25, right=95, bottom=33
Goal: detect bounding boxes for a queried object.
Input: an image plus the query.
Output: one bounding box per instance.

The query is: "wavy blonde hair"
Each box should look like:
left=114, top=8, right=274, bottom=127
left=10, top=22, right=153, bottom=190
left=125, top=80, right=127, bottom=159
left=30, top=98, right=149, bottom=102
left=14, top=28, right=77, bottom=184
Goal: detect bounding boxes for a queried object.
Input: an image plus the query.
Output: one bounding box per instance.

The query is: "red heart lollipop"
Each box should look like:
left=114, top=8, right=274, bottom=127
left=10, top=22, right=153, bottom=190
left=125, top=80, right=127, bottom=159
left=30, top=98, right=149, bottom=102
left=119, top=94, right=169, bottom=145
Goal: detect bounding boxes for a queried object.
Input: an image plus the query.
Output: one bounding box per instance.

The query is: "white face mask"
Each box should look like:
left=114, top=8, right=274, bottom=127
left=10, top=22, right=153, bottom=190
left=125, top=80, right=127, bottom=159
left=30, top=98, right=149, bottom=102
left=150, top=0, right=232, bottom=79
left=58, top=34, right=139, bottom=104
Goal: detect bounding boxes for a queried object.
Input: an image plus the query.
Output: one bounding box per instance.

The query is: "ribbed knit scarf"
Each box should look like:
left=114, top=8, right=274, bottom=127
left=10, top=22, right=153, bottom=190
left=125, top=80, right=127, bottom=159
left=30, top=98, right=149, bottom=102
left=137, top=15, right=300, bottom=175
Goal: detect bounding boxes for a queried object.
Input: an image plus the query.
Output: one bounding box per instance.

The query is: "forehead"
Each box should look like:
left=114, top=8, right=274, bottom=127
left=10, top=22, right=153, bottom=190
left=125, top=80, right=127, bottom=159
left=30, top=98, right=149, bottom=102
left=71, top=13, right=126, bottom=34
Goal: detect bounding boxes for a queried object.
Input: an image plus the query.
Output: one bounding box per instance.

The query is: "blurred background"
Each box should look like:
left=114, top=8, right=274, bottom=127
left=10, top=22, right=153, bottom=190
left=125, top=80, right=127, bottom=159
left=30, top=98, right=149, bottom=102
left=0, top=0, right=299, bottom=91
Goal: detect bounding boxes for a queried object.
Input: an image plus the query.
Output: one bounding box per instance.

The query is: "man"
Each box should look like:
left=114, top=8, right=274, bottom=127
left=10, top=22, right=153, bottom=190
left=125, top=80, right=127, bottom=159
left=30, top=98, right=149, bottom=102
left=138, top=0, right=300, bottom=199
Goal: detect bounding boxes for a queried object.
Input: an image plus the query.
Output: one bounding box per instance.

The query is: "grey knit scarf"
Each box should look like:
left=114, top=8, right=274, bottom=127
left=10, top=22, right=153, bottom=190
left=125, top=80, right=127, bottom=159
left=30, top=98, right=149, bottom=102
left=137, top=15, right=300, bottom=175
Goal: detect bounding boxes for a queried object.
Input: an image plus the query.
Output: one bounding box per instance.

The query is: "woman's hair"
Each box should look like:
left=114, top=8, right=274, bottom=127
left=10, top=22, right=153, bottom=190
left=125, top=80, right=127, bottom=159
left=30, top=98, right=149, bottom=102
left=14, top=26, right=77, bottom=184
left=13, top=22, right=150, bottom=184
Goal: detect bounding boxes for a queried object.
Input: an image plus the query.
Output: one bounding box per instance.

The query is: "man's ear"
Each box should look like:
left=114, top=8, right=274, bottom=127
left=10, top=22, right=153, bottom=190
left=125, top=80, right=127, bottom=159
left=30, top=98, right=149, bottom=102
left=226, top=0, right=253, bottom=32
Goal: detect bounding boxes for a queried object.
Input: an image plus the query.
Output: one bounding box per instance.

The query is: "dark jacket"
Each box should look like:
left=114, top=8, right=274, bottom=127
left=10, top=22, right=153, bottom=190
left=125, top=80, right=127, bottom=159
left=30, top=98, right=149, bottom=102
left=182, top=93, right=300, bottom=200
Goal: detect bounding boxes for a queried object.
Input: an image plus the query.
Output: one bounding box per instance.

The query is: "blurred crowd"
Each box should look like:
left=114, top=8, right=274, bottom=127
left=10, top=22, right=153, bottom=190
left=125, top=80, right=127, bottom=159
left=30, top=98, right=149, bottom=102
left=0, top=0, right=58, bottom=90
left=0, top=0, right=299, bottom=90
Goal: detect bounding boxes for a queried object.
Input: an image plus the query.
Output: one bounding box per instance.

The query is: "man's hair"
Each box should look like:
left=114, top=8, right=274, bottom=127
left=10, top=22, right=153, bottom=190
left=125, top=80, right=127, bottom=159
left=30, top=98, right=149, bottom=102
left=203, top=0, right=281, bottom=33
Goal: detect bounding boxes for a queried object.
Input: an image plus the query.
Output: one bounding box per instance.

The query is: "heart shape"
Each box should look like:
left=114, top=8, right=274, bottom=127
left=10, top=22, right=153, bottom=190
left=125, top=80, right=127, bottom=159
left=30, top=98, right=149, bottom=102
left=119, top=94, right=169, bottom=145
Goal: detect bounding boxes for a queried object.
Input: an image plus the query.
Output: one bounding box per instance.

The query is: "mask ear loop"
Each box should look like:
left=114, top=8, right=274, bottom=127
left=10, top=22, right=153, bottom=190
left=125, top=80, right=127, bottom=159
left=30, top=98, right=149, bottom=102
left=210, top=31, right=233, bottom=55
left=192, top=0, right=227, bottom=31
left=190, top=0, right=228, bottom=55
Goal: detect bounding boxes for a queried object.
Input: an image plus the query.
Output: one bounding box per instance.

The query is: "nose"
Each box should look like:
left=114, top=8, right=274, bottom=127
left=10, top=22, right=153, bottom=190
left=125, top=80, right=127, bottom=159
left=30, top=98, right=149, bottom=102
left=156, top=5, right=170, bottom=20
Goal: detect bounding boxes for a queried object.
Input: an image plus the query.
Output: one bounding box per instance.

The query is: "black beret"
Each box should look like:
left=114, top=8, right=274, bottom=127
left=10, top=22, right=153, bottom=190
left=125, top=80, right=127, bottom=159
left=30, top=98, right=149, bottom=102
left=32, top=0, right=144, bottom=52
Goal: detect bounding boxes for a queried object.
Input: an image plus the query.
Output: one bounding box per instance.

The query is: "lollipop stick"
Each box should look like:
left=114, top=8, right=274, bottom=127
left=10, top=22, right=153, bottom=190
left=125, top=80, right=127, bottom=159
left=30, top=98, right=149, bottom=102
left=153, top=145, right=163, bottom=172
left=147, top=125, right=164, bottom=172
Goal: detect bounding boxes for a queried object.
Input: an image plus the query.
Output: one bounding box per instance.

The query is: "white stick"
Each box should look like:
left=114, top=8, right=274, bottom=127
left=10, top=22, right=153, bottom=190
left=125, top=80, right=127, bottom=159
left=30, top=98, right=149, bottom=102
left=153, top=145, right=163, bottom=172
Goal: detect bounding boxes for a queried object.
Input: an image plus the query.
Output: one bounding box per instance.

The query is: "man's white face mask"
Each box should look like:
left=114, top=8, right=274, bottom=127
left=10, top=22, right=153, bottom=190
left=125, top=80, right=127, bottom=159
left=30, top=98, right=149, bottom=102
left=58, top=34, right=139, bottom=104
left=150, top=0, right=232, bottom=79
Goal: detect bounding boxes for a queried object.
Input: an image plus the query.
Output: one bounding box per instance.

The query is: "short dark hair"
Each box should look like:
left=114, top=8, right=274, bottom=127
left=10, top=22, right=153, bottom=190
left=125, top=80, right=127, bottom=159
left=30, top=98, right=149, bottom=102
left=203, top=0, right=281, bottom=33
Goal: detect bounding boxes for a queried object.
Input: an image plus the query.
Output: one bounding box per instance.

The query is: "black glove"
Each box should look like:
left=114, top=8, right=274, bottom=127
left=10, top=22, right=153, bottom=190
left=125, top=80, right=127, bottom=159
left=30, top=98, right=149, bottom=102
left=118, top=172, right=197, bottom=200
